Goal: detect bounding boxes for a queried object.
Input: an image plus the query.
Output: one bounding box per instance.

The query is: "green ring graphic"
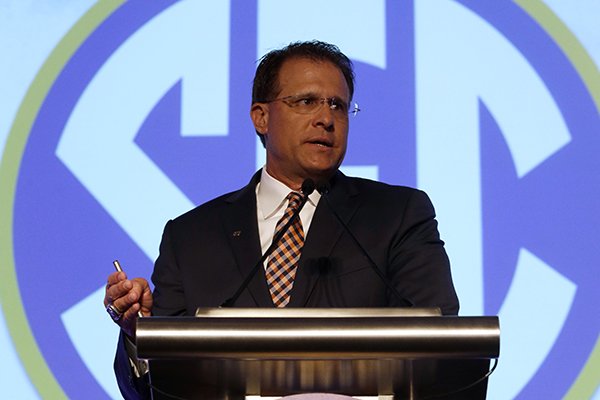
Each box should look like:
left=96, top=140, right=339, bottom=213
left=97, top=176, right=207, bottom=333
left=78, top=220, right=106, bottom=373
left=515, top=0, right=600, bottom=114
left=0, top=1, right=124, bottom=398
left=0, top=0, right=597, bottom=398
left=514, top=1, right=600, bottom=398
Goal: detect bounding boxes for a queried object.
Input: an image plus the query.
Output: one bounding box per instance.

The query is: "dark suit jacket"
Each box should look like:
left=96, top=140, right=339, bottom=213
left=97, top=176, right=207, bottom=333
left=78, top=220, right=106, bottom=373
left=114, top=170, right=459, bottom=398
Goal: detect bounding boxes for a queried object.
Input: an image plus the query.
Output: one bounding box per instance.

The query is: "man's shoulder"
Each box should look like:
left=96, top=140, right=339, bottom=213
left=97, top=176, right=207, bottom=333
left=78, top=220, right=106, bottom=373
left=341, top=174, right=424, bottom=199
left=168, top=172, right=259, bottom=228
left=173, top=186, right=248, bottom=223
left=337, top=175, right=435, bottom=215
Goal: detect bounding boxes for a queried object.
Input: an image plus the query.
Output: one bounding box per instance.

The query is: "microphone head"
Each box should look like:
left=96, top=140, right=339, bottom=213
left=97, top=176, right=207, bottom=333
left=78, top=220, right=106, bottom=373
left=317, top=257, right=332, bottom=275
left=301, top=178, right=316, bottom=196
left=317, top=181, right=331, bottom=195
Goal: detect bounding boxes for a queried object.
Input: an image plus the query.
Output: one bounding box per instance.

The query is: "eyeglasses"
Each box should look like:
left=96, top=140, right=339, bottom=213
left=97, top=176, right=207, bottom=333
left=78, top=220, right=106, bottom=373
left=262, top=94, right=361, bottom=117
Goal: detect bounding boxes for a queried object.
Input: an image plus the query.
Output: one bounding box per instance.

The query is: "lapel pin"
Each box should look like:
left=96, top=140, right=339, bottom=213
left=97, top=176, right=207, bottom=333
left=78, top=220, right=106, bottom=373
left=232, top=230, right=242, bottom=237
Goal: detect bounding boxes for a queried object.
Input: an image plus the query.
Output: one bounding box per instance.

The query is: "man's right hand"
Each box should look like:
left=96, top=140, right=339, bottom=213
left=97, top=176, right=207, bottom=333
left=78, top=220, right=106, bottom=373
left=104, top=271, right=153, bottom=339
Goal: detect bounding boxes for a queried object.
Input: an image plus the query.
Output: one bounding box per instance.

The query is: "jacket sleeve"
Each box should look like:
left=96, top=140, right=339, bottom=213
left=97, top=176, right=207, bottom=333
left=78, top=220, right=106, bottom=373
left=387, top=189, right=459, bottom=315
left=114, top=331, right=150, bottom=400
left=113, top=221, right=183, bottom=400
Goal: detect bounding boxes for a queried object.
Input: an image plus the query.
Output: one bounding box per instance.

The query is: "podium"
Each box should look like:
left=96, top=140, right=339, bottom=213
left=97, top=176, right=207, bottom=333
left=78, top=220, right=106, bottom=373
left=136, top=308, right=499, bottom=399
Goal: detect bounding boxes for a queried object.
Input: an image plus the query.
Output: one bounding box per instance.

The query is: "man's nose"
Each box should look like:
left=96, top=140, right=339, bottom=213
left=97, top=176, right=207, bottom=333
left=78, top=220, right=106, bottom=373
left=313, top=101, right=335, bottom=132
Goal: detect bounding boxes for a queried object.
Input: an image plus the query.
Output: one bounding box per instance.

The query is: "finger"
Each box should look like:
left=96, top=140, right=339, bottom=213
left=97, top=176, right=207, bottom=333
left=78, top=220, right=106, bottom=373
left=106, top=271, right=127, bottom=286
left=111, top=283, right=141, bottom=313
left=105, top=278, right=129, bottom=305
left=118, top=303, right=141, bottom=337
left=129, top=279, right=146, bottom=295
left=127, top=278, right=153, bottom=315
left=140, top=284, right=153, bottom=309
left=104, top=280, right=135, bottom=307
left=129, top=277, right=152, bottom=301
left=104, top=272, right=128, bottom=304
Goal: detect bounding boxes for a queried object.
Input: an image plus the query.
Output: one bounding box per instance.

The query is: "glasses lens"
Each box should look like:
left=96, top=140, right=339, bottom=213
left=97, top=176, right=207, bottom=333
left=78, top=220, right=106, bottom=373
left=288, top=96, right=319, bottom=114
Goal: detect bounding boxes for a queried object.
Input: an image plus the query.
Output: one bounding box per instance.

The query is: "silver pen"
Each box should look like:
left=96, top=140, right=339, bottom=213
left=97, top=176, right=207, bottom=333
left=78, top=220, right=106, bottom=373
left=113, top=260, right=144, bottom=318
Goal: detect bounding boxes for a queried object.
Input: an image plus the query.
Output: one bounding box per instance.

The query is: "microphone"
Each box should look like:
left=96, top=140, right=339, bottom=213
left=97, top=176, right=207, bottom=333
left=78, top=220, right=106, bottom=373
left=302, top=257, right=332, bottom=307
left=316, top=182, right=414, bottom=308
left=221, top=178, right=316, bottom=307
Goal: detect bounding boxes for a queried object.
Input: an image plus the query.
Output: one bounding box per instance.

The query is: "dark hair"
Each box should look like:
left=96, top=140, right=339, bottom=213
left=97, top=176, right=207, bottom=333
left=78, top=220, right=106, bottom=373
left=252, top=40, right=355, bottom=146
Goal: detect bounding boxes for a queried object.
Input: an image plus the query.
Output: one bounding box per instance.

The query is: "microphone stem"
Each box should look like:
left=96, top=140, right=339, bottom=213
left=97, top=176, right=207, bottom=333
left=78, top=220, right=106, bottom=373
left=221, top=192, right=310, bottom=307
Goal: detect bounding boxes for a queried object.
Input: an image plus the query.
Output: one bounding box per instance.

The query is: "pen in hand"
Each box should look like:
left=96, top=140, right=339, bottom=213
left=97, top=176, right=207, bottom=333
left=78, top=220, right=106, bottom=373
left=113, top=260, right=144, bottom=318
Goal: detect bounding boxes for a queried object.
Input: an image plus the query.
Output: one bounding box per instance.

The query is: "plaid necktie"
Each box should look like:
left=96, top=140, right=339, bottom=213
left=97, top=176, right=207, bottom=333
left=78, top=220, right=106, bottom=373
left=265, top=191, right=305, bottom=307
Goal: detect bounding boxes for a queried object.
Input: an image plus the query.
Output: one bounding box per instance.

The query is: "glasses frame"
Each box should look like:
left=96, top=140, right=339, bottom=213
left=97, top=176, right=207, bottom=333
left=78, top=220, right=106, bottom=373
left=260, top=94, right=361, bottom=117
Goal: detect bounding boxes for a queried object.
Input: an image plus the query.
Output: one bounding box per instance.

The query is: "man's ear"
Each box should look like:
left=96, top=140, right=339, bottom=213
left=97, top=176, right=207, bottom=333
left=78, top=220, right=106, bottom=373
left=250, top=103, right=269, bottom=135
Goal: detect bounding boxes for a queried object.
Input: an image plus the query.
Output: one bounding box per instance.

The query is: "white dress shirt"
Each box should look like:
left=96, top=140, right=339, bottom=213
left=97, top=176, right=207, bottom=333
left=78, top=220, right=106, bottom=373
left=256, top=168, right=321, bottom=264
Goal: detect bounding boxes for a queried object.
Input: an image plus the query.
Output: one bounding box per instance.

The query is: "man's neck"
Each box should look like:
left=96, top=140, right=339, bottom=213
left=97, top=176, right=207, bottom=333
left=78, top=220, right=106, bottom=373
left=264, top=166, right=333, bottom=192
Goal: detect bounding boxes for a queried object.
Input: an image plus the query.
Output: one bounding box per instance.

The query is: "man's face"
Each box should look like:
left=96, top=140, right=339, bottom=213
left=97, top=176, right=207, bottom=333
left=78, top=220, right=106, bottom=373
left=251, top=57, right=350, bottom=189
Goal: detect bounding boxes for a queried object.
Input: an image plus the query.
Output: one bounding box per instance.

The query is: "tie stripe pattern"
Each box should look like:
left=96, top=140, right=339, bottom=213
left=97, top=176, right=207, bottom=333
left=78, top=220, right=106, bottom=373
left=266, top=192, right=305, bottom=307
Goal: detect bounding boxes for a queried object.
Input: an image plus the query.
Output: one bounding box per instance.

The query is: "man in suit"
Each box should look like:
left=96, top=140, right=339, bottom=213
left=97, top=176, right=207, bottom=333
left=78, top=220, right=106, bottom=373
left=104, top=40, right=458, bottom=398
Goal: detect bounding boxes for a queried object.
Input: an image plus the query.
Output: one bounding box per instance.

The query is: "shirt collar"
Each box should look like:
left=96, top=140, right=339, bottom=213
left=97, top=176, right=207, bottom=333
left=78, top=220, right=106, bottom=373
left=257, top=167, right=321, bottom=220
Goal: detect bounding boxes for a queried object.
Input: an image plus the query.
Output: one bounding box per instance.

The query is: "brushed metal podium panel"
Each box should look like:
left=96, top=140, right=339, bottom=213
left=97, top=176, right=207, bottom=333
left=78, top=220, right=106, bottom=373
left=136, top=309, right=498, bottom=399
left=137, top=316, right=499, bottom=360
left=147, top=358, right=490, bottom=399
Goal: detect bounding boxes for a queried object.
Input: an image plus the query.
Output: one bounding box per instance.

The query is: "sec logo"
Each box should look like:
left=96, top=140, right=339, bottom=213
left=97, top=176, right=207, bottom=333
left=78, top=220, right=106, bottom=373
left=1, top=1, right=598, bottom=399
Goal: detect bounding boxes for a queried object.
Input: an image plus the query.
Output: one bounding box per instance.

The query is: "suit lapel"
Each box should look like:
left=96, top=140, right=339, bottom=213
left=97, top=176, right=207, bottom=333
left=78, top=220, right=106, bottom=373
left=221, top=171, right=274, bottom=307
left=288, top=173, right=360, bottom=307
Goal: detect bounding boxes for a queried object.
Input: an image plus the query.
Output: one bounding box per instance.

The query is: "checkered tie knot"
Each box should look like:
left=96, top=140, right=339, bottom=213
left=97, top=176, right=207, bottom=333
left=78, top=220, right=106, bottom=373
left=265, top=191, right=305, bottom=307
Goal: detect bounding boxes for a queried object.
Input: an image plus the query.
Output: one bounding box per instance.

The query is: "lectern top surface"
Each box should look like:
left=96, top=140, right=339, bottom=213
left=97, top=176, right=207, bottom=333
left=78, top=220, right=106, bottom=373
left=194, top=307, right=442, bottom=318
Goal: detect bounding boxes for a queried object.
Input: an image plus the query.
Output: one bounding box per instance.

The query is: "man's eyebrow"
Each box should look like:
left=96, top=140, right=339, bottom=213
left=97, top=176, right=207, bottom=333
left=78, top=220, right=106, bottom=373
left=330, top=94, right=347, bottom=102
left=292, top=92, right=347, bottom=101
left=289, top=91, right=319, bottom=98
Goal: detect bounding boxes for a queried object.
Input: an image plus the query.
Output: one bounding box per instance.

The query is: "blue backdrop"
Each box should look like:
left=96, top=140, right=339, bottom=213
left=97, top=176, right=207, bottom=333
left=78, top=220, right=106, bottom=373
left=1, top=1, right=598, bottom=399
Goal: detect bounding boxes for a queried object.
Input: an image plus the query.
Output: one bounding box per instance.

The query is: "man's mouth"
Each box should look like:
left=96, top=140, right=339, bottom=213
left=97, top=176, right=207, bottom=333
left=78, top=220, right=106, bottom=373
left=308, top=138, right=333, bottom=147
